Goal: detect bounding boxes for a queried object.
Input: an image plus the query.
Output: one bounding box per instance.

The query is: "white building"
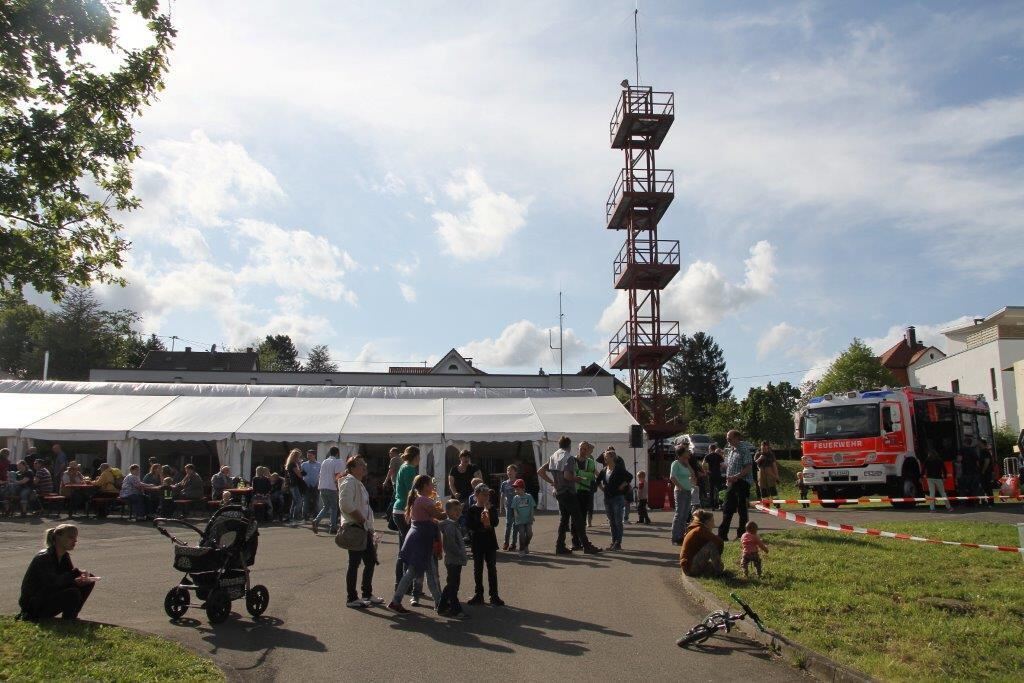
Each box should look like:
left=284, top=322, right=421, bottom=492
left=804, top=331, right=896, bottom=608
left=910, top=306, right=1024, bottom=431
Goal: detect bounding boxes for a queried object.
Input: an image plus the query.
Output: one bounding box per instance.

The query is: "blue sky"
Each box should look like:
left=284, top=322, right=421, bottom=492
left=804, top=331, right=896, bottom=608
left=81, top=1, right=1024, bottom=393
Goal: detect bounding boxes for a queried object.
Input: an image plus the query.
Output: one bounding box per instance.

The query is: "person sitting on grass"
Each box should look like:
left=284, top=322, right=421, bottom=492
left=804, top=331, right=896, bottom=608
left=740, top=521, right=769, bottom=579
left=19, top=524, right=98, bottom=621
left=680, top=510, right=724, bottom=578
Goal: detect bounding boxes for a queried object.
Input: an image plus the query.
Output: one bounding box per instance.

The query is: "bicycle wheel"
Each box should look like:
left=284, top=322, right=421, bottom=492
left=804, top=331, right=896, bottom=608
left=676, top=624, right=716, bottom=647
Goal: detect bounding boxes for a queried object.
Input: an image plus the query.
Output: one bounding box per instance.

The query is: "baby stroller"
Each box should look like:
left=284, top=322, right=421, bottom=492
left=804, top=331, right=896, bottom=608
left=154, top=504, right=269, bottom=624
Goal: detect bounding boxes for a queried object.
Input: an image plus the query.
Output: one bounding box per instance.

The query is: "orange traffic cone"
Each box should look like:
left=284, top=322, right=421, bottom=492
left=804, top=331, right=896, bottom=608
left=663, top=486, right=673, bottom=511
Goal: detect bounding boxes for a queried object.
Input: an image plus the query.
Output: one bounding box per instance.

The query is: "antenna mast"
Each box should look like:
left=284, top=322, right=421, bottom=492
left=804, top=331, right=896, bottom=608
left=548, top=291, right=565, bottom=389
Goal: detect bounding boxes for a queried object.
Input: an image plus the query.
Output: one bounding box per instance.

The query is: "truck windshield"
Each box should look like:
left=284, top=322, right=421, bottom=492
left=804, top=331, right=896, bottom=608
left=802, top=404, right=879, bottom=440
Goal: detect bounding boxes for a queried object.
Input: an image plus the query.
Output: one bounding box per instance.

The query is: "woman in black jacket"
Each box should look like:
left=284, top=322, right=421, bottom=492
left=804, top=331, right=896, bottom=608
left=19, top=524, right=97, bottom=621
left=597, top=451, right=633, bottom=551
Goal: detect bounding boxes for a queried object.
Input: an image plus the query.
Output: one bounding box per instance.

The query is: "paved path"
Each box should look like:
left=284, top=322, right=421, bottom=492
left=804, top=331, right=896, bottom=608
left=1, top=508, right=806, bottom=682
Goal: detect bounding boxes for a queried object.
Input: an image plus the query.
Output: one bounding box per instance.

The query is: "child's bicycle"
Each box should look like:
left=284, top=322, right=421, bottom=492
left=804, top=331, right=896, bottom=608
left=676, top=592, right=767, bottom=647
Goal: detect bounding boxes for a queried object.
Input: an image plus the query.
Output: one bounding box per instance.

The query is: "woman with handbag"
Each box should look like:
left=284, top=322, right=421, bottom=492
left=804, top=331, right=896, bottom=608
left=338, top=456, right=383, bottom=609
left=285, top=449, right=307, bottom=524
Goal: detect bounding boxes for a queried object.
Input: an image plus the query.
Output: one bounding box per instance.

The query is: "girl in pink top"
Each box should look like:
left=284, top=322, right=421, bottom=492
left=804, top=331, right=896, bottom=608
left=740, top=521, right=769, bottom=578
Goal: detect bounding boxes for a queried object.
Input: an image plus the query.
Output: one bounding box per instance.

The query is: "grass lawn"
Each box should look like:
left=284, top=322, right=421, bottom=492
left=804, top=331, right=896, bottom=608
left=696, top=521, right=1024, bottom=682
left=0, top=616, right=222, bottom=682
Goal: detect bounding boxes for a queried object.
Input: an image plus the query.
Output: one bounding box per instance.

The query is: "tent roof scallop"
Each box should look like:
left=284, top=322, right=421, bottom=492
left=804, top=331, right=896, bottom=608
left=339, top=398, right=444, bottom=444
left=529, top=396, right=637, bottom=443
left=20, top=394, right=178, bottom=441
left=0, top=393, right=86, bottom=438
left=443, top=398, right=545, bottom=442
left=234, top=397, right=355, bottom=442
left=129, top=396, right=267, bottom=441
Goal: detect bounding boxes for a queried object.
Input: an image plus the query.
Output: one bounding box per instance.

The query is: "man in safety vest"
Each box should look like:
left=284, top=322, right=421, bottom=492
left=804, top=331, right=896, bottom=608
left=572, top=442, right=597, bottom=550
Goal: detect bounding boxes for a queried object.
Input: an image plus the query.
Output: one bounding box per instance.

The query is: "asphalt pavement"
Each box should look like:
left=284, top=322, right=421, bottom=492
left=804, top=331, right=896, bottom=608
left=0, top=505, right=812, bottom=682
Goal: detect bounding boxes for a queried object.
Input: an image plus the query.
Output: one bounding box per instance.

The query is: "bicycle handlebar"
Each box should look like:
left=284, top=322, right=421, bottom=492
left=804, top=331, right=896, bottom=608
left=729, top=592, right=767, bottom=632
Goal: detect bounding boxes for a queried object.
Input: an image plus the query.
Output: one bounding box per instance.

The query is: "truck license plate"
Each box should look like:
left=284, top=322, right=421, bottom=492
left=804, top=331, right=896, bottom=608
left=830, top=470, right=850, bottom=480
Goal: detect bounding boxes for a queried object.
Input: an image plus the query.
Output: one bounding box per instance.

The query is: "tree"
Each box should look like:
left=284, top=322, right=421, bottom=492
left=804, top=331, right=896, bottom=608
left=691, top=397, right=742, bottom=437
left=1, top=1, right=175, bottom=298
left=258, top=334, right=300, bottom=372
left=0, top=291, right=46, bottom=376
left=664, top=332, right=733, bottom=420
left=814, top=339, right=899, bottom=396
left=304, top=344, right=338, bottom=373
left=740, top=381, right=800, bottom=447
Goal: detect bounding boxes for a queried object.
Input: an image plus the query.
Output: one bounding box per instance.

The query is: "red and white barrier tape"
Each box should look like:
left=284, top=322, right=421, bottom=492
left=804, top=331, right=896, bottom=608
left=753, top=504, right=1024, bottom=554
left=760, top=495, right=1022, bottom=506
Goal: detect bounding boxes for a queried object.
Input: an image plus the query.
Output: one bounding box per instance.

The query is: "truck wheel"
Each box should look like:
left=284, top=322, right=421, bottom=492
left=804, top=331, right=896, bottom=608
left=891, top=474, right=919, bottom=509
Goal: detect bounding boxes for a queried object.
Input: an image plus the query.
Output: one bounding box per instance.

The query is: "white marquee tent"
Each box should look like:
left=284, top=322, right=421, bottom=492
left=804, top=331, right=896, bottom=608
left=0, top=381, right=644, bottom=509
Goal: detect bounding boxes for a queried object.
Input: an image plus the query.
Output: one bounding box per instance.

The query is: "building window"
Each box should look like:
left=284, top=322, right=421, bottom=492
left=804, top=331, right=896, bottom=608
left=990, top=368, right=998, bottom=400
left=951, top=379, right=959, bottom=393
left=448, top=364, right=458, bottom=371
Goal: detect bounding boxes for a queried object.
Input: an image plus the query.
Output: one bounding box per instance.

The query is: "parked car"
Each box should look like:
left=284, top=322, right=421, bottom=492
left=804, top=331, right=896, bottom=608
left=675, top=433, right=712, bottom=458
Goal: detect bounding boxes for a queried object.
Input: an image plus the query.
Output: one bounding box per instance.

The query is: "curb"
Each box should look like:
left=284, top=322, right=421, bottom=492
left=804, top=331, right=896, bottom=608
left=677, top=574, right=875, bottom=683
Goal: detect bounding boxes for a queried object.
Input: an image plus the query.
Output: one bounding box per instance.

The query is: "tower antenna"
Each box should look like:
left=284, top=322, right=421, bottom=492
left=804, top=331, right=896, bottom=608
left=634, top=2, right=640, bottom=86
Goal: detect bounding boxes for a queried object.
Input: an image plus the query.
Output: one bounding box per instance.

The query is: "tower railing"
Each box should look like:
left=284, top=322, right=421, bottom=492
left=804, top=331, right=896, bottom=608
left=605, top=168, right=674, bottom=225
left=609, top=87, right=675, bottom=144
left=612, top=239, right=680, bottom=283
left=608, top=320, right=681, bottom=359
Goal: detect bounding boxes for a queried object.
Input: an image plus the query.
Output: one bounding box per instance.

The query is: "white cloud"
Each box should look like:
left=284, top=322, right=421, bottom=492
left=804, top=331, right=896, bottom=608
left=757, top=322, right=825, bottom=362
left=393, top=255, right=420, bottom=277
left=133, top=130, right=283, bottom=228
left=432, top=168, right=529, bottom=260
left=399, top=283, right=417, bottom=303
left=598, top=241, right=777, bottom=334
left=235, top=219, right=359, bottom=305
left=459, top=319, right=591, bottom=370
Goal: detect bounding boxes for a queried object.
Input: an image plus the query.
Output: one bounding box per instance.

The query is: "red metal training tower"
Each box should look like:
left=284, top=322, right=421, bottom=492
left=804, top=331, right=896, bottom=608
left=606, top=83, right=681, bottom=440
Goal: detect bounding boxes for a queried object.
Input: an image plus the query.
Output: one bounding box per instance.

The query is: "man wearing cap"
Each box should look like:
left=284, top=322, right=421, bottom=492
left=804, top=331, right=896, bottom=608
left=301, top=449, right=321, bottom=521
left=572, top=442, right=597, bottom=549
left=538, top=435, right=601, bottom=555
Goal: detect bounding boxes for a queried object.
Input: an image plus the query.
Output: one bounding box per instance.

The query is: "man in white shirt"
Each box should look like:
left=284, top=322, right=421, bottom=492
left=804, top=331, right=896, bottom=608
left=312, top=447, right=344, bottom=535
left=339, top=456, right=382, bottom=608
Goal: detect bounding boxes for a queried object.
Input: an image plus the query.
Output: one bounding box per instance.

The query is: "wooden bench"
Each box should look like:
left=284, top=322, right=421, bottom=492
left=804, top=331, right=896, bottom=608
left=41, top=495, right=68, bottom=518
left=91, top=495, right=125, bottom=519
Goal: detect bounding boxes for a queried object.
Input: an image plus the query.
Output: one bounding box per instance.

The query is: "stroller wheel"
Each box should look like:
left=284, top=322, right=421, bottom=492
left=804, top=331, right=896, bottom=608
left=164, top=588, right=190, bottom=620
left=246, top=584, right=270, bottom=617
left=205, top=589, right=231, bottom=624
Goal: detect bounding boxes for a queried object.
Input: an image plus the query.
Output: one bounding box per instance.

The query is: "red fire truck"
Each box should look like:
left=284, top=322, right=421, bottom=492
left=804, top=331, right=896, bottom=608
left=795, top=387, right=994, bottom=506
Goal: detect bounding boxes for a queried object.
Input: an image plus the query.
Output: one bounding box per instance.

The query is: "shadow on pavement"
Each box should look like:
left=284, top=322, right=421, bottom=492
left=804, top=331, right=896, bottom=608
left=375, top=605, right=632, bottom=655
left=677, top=632, right=775, bottom=662
left=172, top=613, right=327, bottom=668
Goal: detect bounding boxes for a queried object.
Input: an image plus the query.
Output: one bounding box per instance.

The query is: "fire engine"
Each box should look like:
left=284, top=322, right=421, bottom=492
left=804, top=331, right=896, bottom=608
left=795, top=387, right=994, bottom=506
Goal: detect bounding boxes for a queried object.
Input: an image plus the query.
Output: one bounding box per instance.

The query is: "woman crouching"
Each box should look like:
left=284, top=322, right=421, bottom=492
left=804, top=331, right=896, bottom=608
left=679, top=510, right=725, bottom=577
left=19, top=524, right=98, bottom=621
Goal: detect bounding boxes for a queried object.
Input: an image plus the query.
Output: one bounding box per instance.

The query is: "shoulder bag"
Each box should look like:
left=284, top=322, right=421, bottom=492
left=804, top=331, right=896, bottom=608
left=335, top=522, right=367, bottom=551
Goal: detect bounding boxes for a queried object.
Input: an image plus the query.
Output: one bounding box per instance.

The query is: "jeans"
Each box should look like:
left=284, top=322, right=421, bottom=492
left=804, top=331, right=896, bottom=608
left=515, top=522, right=533, bottom=551
left=573, top=492, right=593, bottom=546
left=605, top=494, right=625, bottom=544
left=393, top=560, right=441, bottom=607
left=556, top=490, right=588, bottom=550
left=637, top=500, right=651, bottom=524
left=473, top=547, right=499, bottom=598
left=313, top=489, right=339, bottom=531
left=289, top=487, right=305, bottom=520
left=671, top=489, right=691, bottom=543
left=346, top=543, right=377, bottom=602
left=392, top=512, right=422, bottom=598
left=503, top=503, right=519, bottom=547
left=718, top=480, right=750, bottom=541
left=927, top=478, right=951, bottom=510
left=439, top=563, right=464, bottom=613
left=22, top=581, right=94, bottom=620
left=122, top=493, right=148, bottom=519
left=304, top=487, right=320, bottom=519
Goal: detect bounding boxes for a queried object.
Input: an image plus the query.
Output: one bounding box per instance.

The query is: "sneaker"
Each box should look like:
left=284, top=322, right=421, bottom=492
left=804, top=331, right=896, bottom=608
left=410, top=597, right=421, bottom=607
left=555, top=547, right=573, bottom=555
left=509, top=544, right=517, bottom=551
left=489, top=596, right=505, bottom=606
left=583, top=545, right=602, bottom=555
left=387, top=601, right=409, bottom=614
left=467, top=595, right=485, bottom=606
left=363, top=596, right=385, bottom=606
left=346, top=599, right=367, bottom=609
left=502, top=543, right=509, bottom=551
